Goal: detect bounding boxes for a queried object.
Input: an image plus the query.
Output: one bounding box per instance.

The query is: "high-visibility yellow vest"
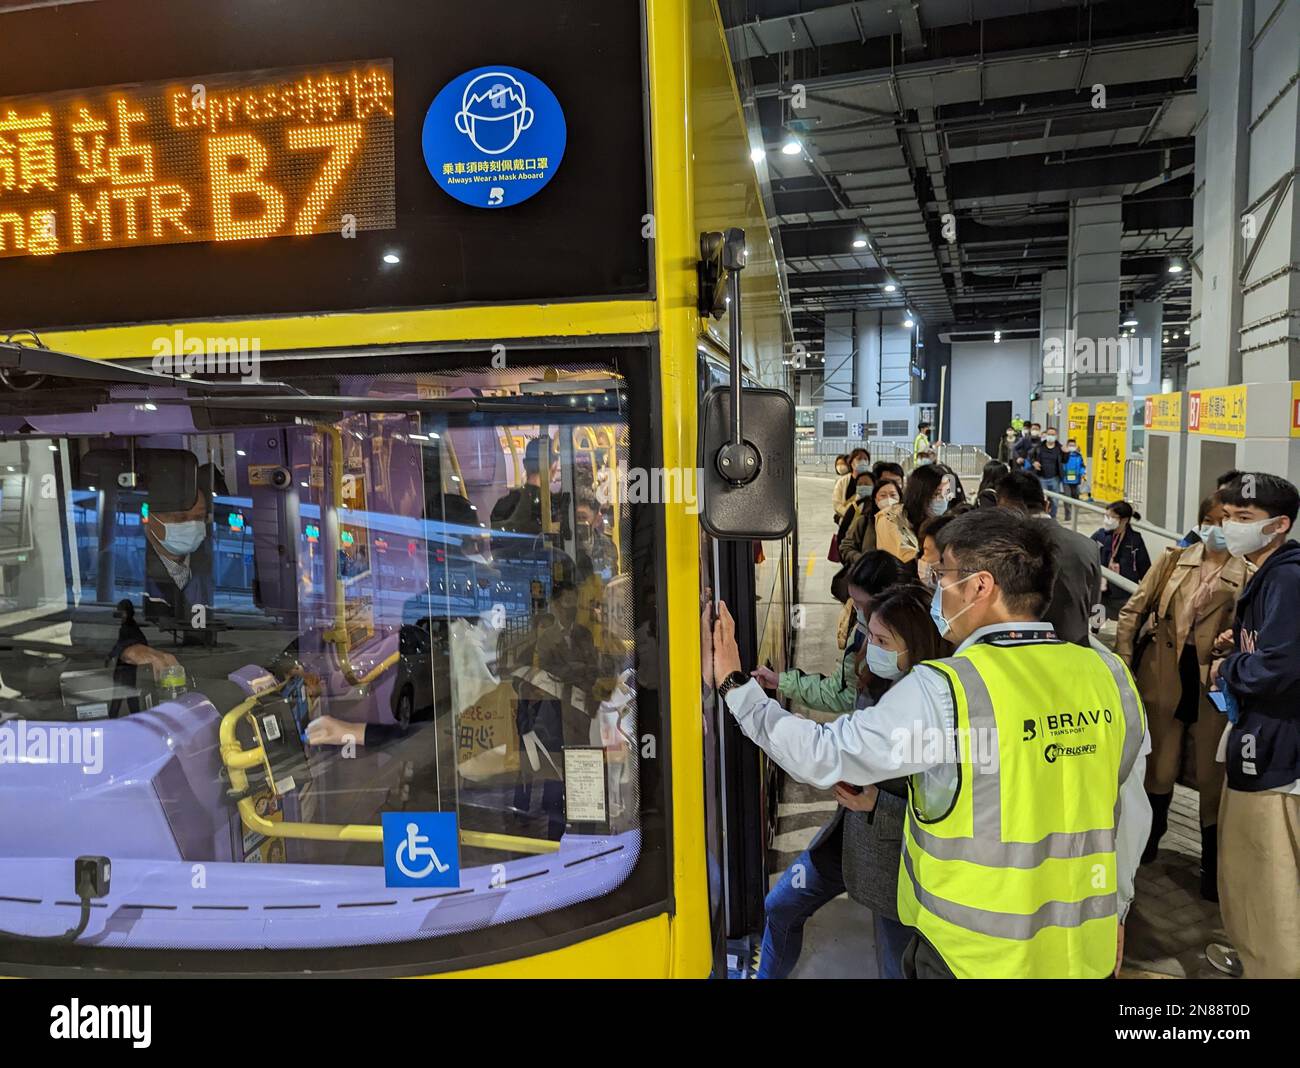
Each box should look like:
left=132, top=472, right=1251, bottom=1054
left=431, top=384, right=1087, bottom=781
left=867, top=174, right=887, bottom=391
left=896, top=638, right=1146, bottom=978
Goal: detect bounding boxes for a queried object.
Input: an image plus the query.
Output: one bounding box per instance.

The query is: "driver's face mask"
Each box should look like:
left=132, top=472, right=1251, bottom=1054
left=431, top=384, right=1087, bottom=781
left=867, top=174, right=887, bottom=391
left=456, top=79, right=535, bottom=155
left=155, top=517, right=206, bottom=556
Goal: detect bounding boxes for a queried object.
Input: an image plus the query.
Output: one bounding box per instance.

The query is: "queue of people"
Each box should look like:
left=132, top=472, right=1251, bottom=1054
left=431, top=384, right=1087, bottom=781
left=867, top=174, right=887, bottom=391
left=734, top=458, right=1300, bottom=979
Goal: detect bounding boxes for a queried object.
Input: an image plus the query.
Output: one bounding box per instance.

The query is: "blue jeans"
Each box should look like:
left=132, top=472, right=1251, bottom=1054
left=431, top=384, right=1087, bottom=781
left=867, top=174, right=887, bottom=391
left=874, top=913, right=914, bottom=979
left=758, top=831, right=845, bottom=978
left=1040, top=475, right=1062, bottom=517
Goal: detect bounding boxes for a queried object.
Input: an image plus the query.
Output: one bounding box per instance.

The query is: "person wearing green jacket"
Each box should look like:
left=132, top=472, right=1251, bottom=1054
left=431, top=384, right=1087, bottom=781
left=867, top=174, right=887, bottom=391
left=753, top=552, right=904, bottom=713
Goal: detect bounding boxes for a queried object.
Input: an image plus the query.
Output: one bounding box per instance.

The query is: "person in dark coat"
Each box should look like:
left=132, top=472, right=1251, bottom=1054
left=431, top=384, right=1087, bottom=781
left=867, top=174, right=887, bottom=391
left=1092, top=500, right=1151, bottom=615
left=1210, top=473, right=1300, bottom=979
left=997, top=471, right=1101, bottom=646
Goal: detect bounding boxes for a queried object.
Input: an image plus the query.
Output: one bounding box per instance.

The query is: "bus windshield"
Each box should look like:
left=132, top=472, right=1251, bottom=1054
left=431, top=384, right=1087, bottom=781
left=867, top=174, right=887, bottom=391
left=0, top=358, right=661, bottom=963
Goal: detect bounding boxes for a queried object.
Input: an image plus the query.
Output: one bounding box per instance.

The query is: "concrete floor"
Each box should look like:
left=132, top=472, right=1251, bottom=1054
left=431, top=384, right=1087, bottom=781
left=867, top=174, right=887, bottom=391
left=769, top=468, right=1229, bottom=979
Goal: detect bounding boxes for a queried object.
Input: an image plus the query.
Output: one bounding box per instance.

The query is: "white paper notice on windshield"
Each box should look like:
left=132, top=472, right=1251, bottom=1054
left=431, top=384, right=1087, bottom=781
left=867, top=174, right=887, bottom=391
left=563, top=747, right=608, bottom=824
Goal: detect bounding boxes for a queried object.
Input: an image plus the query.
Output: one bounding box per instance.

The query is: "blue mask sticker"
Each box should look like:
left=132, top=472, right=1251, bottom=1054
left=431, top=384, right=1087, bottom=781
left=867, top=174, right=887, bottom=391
left=423, top=66, right=566, bottom=209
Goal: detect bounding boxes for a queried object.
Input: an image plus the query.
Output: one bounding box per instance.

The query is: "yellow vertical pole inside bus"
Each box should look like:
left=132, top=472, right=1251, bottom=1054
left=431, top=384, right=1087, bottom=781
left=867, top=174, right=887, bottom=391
left=648, top=0, right=710, bottom=978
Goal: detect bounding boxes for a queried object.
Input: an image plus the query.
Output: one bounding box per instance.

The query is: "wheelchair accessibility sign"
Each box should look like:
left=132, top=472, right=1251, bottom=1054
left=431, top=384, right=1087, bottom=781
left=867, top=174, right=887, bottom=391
left=422, top=65, right=567, bottom=208
left=382, top=812, right=459, bottom=888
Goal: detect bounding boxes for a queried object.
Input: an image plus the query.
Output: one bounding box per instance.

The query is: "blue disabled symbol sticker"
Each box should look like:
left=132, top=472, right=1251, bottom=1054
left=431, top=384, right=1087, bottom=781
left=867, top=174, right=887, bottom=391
left=423, top=65, right=566, bottom=208
left=382, top=812, right=459, bottom=888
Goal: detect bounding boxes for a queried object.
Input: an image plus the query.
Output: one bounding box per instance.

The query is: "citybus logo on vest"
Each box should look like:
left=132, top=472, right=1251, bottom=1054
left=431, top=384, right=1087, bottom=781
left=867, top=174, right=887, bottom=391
left=1043, top=742, right=1098, bottom=763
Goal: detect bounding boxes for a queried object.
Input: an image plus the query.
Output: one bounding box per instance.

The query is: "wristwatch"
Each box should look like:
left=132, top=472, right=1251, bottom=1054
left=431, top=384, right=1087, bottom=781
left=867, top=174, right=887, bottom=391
left=717, top=670, right=749, bottom=700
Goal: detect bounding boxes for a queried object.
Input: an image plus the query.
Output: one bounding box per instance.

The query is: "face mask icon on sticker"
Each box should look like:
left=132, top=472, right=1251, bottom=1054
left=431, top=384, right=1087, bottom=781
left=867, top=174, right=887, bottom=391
left=456, top=73, right=534, bottom=155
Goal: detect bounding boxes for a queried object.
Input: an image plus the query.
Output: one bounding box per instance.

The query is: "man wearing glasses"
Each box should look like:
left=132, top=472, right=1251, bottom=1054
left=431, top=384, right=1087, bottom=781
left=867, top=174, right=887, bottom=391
left=711, top=508, right=1151, bottom=979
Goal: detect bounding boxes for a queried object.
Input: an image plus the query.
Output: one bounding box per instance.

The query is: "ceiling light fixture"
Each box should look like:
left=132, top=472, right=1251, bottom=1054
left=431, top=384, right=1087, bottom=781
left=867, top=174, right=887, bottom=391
left=781, top=138, right=802, bottom=155
left=1167, top=261, right=1184, bottom=274
left=884, top=282, right=896, bottom=293
left=852, top=237, right=867, bottom=249
left=383, top=252, right=401, bottom=265
left=1123, top=316, right=1138, bottom=327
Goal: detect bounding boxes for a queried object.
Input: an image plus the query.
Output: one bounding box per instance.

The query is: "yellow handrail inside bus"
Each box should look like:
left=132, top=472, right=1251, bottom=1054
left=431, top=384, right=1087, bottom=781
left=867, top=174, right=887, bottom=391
left=218, top=696, right=560, bottom=854
left=443, top=429, right=469, bottom=499
left=315, top=421, right=399, bottom=687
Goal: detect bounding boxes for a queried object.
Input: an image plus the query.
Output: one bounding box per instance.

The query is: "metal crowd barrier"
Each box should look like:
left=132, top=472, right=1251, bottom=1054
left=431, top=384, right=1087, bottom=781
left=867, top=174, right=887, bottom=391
left=935, top=444, right=992, bottom=477
left=1124, top=457, right=1147, bottom=508
left=796, top=438, right=991, bottom=476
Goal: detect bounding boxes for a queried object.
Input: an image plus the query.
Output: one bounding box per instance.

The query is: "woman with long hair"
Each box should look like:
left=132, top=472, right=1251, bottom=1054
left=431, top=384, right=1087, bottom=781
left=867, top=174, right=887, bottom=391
left=975, top=460, right=1010, bottom=508
left=750, top=583, right=953, bottom=978
left=876, top=463, right=949, bottom=563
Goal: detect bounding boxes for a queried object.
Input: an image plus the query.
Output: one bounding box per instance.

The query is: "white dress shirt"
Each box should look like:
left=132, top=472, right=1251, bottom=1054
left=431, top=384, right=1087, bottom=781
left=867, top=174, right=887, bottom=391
left=725, top=621, right=1152, bottom=920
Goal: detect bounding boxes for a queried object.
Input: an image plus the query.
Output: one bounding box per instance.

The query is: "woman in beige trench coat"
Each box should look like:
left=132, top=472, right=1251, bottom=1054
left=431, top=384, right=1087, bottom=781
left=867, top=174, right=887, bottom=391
left=1116, top=494, right=1250, bottom=901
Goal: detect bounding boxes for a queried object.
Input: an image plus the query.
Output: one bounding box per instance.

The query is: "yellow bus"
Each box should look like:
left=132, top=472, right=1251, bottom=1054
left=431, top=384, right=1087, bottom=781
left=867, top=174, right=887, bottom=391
left=0, top=0, right=795, bottom=976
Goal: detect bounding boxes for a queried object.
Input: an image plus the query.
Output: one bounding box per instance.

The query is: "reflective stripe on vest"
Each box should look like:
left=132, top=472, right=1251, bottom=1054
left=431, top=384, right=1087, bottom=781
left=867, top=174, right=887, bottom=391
left=898, top=640, right=1147, bottom=976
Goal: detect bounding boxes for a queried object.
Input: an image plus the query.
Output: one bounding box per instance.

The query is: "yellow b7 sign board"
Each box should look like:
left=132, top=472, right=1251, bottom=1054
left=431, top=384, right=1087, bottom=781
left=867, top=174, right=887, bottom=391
left=1188, top=386, right=1247, bottom=437
left=1067, top=402, right=1089, bottom=457
left=1090, top=401, right=1128, bottom=503
left=1144, top=391, right=1182, bottom=433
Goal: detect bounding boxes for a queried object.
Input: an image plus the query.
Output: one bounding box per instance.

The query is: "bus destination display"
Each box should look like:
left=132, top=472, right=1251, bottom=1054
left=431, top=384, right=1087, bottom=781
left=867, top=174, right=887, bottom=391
left=0, top=60, right=395, bottom=260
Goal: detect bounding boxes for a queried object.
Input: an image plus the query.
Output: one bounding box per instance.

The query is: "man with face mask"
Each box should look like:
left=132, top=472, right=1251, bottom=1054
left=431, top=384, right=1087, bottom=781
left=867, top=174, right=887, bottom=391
left=1208, top=472, right=1300, bottom=979
left=107, top=461, right=226, bottom=677
left=711, top=508, right=1150, bottom=978
left=1013, top=423, right=1041, bottom=471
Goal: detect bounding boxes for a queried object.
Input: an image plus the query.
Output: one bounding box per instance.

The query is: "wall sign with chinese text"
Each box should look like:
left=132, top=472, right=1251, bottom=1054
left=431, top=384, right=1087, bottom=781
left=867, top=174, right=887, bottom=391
left=0, top=60, right=395, bottom=259
left=1188, top=386, right=1247, bottom=438
left=1143, top=391, right=1182, bottom=433
left=422, top=66, right=566, bottom=209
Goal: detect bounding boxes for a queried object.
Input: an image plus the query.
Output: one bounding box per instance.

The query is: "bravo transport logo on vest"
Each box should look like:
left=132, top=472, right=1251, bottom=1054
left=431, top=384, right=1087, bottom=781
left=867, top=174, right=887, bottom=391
left=1021, top=706, right=1113, bottom=742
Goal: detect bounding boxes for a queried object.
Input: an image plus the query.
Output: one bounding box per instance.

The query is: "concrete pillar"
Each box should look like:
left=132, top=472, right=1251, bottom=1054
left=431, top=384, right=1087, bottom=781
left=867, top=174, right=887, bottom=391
left=1067, top=196, right=1124, bottom=397
left=854, top=309, right=882, bottom=407
left=1239, top=0, right=1300, bottom=383
left=821, top=312, right=855, bottom=407
left=1190, top=0, right=1253, bottom=390
left=1179, top=0, right=1300, bottom=522
left=1131, top=299, right=1163, bottom=397
left=1039, top=268, right=1068, bottom=398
